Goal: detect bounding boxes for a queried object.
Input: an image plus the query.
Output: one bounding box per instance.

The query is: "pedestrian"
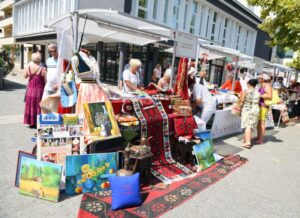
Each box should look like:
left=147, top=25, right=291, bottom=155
left=255, top=74, right=273, bottom=144
left=189, top=76, right=216, bottom=129
left=42, top=43, right=59, bottom=99
left=24, top=52, right=46, bottom=128
left=240, top=79, right=260, bottom=149
left=152, top=64, right=162, bottom=83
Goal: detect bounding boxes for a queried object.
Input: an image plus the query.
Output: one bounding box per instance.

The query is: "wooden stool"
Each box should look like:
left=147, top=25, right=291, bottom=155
left=130, top=153, right=153, bottom=183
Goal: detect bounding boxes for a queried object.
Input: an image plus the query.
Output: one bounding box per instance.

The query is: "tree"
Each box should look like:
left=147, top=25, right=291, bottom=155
left=248, top=0, right=300, bottom=50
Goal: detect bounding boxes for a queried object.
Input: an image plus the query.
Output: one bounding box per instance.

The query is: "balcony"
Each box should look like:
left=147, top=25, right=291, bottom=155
left=0, top=0, right=14, bottom=11
left=0, top=35, right=14, bottom=44
left=0, top=15, right=12, bottom=28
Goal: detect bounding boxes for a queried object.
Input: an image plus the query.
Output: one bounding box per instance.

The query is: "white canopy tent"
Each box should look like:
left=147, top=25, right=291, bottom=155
left=46, top=9, right=170, bottom=47
left=198, top=44, right=254, bottom=91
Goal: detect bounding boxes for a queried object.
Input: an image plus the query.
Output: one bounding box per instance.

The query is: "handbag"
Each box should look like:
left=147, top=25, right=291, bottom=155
left=231, top=100, right=243, bottom=116
left=281, top=110, right=289, bottom=124
left=264, top=90, right=280, bottom=106
left=61, top=62, right=77, bottom=107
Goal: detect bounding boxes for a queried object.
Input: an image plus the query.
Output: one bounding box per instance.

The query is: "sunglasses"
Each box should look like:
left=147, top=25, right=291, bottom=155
left=49, top=50, right=57, bottom=53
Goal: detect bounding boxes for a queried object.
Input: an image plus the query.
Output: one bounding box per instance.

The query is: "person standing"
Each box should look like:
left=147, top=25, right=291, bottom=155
left=24, top=52, right=46, bottom=128
left=42, top=43, right=59, bottom=99
left=240, top=79, right=260, bottom=149
left=256, top=74, right=273, bottom=144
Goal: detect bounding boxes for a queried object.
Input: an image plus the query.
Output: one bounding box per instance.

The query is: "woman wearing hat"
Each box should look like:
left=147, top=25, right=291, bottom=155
left=256, top=73, right=273, bottom=144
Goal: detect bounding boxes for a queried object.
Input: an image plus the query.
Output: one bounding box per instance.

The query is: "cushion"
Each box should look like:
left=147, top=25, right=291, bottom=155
left=109, top=173, right=141, bottom=210
left=174, top=116, right=197, bottom=137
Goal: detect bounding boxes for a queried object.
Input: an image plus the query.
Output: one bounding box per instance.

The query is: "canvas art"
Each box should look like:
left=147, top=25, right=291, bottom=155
left=83, top=102, right=121, bottom=142
left=65, top=153, right=119, bottom=195
left=19, top=157, right=62, bottom=202
left=193, top=131, right=216, bottom=171
left=15, top=151, right=37, bottom=187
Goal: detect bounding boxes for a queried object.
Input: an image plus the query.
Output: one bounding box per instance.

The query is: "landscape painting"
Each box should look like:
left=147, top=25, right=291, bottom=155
left=19, top=157, right=62, bottom=202
left=15, top=151, right=37, bottom=187
left=65, top=153, right=118, bottom=195
left=193, top=141, right=216, bottom=171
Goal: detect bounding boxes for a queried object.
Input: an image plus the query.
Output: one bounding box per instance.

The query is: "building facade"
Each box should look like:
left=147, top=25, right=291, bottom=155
left=12, top=0, right=272, bottom=85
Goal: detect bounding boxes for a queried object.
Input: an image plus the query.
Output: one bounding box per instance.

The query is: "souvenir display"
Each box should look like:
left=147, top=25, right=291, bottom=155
left=65, top=153, right=119, bottom=195
left=19, top=157, right=62, bottom=202
left=83, top=101, right=121, bottom=142
left=15, top=151, right=37, bottom=187
left=37, top=114, right=85, bottom=165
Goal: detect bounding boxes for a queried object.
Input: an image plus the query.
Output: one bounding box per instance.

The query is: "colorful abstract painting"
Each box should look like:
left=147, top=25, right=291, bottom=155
left=19, top=157, right=62, bottom=202
left=193, top=131, right=216, bottom=171
left=65, top=153, right=119, bottom=195
left=83, top=102, right=121, bottom=142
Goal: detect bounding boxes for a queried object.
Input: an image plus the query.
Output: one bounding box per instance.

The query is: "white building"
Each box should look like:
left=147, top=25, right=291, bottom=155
left=12, top=0, right=272, bottom=85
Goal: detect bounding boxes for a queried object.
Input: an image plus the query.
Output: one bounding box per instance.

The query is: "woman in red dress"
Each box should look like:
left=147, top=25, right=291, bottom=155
left=24, top=52, right=46, bottom=127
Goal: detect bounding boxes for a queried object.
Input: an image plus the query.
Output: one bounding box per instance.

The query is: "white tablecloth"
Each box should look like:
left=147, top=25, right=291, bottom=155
left=211, top=107, right=242, bottom=139
left=215, top=94, right=238, bottom=104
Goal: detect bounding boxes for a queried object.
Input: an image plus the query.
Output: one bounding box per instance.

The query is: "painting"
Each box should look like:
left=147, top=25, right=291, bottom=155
left=83, top=102, right=121, bottom=142
left=15, top=151, right=37, bottom=187
left=65, top=153, right=119, bottom=195
left=19, top=157, right=62, bottom=202
left=193, top=131, right=216, bottom=171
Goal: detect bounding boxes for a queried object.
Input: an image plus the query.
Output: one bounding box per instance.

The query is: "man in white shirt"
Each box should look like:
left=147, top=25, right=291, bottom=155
left=191, top=78, right=216, bottom=127
left=43, top=43, right=59, bottom=99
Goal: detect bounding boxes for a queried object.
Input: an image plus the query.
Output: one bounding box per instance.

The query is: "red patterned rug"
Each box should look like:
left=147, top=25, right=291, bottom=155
left=77, top=155, right=247, bottom=218
left=132, top=98, right=194, bottom=184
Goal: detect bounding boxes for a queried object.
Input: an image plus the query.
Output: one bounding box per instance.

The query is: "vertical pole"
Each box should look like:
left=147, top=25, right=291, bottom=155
left=32, top=44, right=37, bottom=52
left=118, top=42, right=126, bottom=88
left=194, top=41, right=200, bottom=74
left=232, top=56, right=238, bottom=92
left=20, top=44, right=24, bottom=69
left=170, top=41, right=177, bottom=89
left=41, top=45, right=46, bottom=64
left=96, top=41, right=103, bottom=80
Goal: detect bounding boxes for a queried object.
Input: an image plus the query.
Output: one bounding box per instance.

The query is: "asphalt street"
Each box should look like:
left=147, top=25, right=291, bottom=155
left=0, top=73, right=299, bottom=218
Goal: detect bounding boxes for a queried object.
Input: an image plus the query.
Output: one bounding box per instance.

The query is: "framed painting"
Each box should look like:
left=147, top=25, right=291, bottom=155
left=19, top=157, right=62, bottom=202
left=83, top=102, right=121, bottom=142
left=15, top=151, right=37, bottom=187
left=65, top=153, right=119, bottom=195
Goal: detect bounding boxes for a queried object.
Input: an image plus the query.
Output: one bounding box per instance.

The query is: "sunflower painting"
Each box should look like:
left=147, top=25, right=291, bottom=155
left=65, top=153, right=118, bottom=195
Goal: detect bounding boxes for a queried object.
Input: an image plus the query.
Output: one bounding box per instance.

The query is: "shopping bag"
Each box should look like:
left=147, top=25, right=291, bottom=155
left=265, top=90, right=280, bottom=106
left=231, top=101, right=243, bottom=116
left=61, top=81, right=77, bottom=107
left=281, top=110, right=289, bottom=124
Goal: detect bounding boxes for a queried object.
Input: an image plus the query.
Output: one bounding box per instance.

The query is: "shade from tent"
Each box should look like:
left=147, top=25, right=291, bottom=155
left=46, top=9, right=170, bottom=46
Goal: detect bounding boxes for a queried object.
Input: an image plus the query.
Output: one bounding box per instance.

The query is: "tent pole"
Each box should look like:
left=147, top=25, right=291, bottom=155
left=194, top=41, right=200, bottom=75
left=232, top=57, right=238, bottom=92
left=170, top=41, right=177, bottom=89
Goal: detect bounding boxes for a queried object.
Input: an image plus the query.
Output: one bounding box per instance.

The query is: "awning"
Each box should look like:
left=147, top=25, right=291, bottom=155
left=200, top=44, right=254, bottom=61
left=46, top=9, right=170, bottom=46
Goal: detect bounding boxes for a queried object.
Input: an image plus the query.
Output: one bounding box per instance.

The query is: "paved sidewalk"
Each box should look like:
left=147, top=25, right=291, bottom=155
left=0, top=76, right=299, bottom=218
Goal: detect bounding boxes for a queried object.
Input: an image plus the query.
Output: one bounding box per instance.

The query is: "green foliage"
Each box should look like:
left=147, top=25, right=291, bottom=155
left=287, top=55, right=300, bottom=70
left=248, top=0, right=300, bottom=67
left=41, top=166, right=61, bottom=188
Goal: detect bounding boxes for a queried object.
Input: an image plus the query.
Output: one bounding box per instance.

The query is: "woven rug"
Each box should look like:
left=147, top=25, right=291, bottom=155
left=77, top=155, right=247, bottom=218
left=132, top=98, right=194, bottom=184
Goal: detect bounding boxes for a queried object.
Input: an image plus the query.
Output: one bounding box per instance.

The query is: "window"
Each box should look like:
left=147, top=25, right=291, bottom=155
left=198, top=4, right=204, bottom=35
left=153, top=0, right=158, bottom=20
left=211, top=12, right=217, bottom=41
left=163, top=0, right=169, bottom=23
left=205, top=9, right=211, bottom=37
left=138, top=0, right=148, bottom=19
left=222, top=18, right=228, bottom=45
left=236, top=25, right=241, bottom=50
left=172, top=0, right=181, bottom=29
left=183, top=1, right=188, bottom=30
left=190, top=1, right=198, bottom=34
left=244, top=29, right=249, bottom=53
